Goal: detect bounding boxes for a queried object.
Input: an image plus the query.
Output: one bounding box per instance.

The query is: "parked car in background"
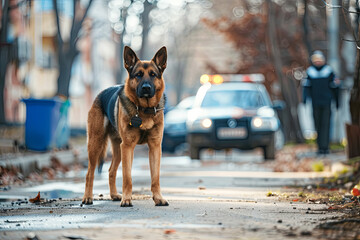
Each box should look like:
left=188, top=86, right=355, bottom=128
left=162, top=96, right=195, bottom=153
left=187, top=74, right=284, bottom=160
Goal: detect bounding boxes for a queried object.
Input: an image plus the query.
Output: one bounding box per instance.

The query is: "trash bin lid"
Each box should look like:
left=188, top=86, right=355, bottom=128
left=21, top=98, right=64, bottom=106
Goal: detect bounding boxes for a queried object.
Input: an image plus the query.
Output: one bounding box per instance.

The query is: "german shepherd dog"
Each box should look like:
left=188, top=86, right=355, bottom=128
left=82, top=46, right=168, bottom=207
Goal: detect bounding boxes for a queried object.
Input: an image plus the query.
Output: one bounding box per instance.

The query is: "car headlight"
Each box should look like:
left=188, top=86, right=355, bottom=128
left=251, top=117, right=278, bottom=131
left=188, top=118, right=213, bottom=132
left=201, top=118, right=212, bottom=128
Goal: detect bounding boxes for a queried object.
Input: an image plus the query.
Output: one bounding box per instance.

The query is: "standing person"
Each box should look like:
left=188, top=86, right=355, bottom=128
left=303, top=50, right=340, bottom=155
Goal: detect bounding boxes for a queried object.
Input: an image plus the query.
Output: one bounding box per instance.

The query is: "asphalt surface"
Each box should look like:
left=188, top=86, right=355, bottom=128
left=0, top=147, right=344, bottom=240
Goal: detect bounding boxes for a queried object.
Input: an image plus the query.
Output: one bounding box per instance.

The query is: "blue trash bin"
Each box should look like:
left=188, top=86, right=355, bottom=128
left=55, top=99, right=71, bottom=149
left=22, top=98, right=69, bottom=151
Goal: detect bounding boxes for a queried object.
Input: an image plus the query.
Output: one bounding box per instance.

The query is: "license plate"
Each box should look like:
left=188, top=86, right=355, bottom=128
left=217, top=127, right=247, bottom=139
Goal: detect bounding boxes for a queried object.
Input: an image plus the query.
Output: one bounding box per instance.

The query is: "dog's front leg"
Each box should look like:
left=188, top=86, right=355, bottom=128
left=120, top=142, right=135, bottom=207
left=148, top=141, right=169, bottom=206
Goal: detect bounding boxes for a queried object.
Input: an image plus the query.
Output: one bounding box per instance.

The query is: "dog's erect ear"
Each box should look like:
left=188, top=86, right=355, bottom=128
left=124, top=46, right=139, bottom=72
left=152, top=46, right=167, bottom=73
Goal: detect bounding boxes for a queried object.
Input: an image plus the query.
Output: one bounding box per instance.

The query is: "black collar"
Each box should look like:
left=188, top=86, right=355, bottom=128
left=138, top=106, right=164, bottom=115
left=118, top=85, right=166, bottom=117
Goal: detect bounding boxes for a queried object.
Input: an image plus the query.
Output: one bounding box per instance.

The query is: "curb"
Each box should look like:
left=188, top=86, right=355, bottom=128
left=0, top=146, right=88, bottom=177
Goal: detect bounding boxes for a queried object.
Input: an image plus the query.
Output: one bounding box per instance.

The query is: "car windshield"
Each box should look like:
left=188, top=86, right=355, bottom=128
left=201, top=90, right=265, bottom=108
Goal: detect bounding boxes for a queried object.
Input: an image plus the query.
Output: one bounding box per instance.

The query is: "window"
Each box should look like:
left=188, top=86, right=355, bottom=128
left=201, top=90, right=265, bottom=108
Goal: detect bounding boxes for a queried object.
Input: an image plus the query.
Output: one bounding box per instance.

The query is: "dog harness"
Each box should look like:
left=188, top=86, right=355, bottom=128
left=98, top=84, right=166, bottom=130
left=99, top=85, right=123, bottom=130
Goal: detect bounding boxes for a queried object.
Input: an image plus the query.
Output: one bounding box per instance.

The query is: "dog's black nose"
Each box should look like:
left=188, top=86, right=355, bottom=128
left=142, top=82, right=151, bottom=92
left=137, top=81, right=155, bottom=98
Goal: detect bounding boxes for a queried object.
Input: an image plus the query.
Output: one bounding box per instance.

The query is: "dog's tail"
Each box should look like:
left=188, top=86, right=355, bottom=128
left=97, top=158, right=105, bottom=174
left=96, top=138, right=108, bottom=175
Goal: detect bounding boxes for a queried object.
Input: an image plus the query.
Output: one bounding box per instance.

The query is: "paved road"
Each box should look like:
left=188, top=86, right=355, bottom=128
left=0, top=148, right=341, bottom=240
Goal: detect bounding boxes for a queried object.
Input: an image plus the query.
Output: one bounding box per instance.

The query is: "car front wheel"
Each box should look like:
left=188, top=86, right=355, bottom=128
left=190, top=146, right=200, bottom=160
left=263, top=135, right=275, bottom=160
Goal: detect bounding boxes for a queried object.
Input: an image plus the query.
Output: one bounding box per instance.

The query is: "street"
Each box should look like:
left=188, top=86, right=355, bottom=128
left=0, top=147, right=345, bottom=240
left=1, top=0, right=359, bottom=239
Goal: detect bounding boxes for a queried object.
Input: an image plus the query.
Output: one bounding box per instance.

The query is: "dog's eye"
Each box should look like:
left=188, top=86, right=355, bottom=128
left=136, top=72, right=143, bottom=78
left=150, top=72, right=156, bottom=77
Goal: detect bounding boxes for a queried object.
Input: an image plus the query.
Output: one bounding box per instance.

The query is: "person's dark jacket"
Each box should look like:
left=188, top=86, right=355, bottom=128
left=302, top=65, right=340, bottom=108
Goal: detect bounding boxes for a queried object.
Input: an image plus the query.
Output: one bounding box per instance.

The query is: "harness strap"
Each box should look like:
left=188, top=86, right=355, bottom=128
left=139, top=106, right=165, bottom=115
left=118, top=86, right=166, bottom=117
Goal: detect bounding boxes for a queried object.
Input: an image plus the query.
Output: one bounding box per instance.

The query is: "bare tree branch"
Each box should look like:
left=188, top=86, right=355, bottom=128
left=71, top=0, right=93, bottom=43
left=0, top=0, right=10, bottom=42
left=341, top=1, right=360, bottom=49
left=70, top=0, right=78, bottom=41
left=320, top=0, right=360, bottom=49
left=302, top=0, right=312, bottom=56
left=342, top=38, right=360, bottom=42
left=52, top=0, right=63, bottom=46
left=320, top=0, right=360, bottom=13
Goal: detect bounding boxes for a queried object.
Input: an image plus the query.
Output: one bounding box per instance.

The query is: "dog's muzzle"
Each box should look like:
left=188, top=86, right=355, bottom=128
left=137, top=81, right=155, bottom=98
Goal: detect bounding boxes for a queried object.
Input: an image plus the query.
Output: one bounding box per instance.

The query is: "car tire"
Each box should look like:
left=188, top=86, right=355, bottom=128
left=263, top=135, right=275, bottom=160
left=190, top=146, right=200, bottom=160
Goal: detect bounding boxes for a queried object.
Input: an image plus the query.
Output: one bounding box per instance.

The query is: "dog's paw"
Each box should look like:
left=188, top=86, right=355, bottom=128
left=153, top=197, right=169, bottom=206
left=82, top=196, right=93, bottom=205
left=111, top=193, right=122, bottom=201
left=120, top=199, right=133, bottom=207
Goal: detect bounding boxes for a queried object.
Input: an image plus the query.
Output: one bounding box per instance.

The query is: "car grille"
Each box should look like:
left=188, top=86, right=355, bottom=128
left=213, top=118, right=249, bottom=140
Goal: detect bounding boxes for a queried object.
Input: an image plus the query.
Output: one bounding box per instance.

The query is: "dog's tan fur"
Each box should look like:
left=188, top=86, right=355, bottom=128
left=82, top=46, right=168, bottom=207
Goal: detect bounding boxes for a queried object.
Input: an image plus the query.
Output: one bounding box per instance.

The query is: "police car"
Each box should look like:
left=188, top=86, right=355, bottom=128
left=162, top=96, right=195, bottom=153
left=187, top=74, right=283, bottom=160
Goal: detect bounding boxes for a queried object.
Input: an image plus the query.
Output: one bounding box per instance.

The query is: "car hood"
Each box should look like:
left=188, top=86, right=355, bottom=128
left=165, top=108, right=188, bottom=124
left=187, top=107, right=258, bottom=122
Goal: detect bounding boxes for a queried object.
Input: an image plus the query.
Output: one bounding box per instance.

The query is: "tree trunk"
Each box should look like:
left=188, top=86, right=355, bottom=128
left=347, top=27, right=360, bottom=158
left=116, top=37, right=125, bottom=84
left=116, top=8, right=127, bottom=84
left=0, top=46, right=8, bottom=124
left=56, top=52, right=77, bottom=97
left=302, top=0, right=312, bottom=56
left=139, top=0, right=152, bottom=60
left=53, top=0, right=93, bottom=98
left=266, top=1, right=304, bottom=143
left=0, top=0, right=10, bottom=124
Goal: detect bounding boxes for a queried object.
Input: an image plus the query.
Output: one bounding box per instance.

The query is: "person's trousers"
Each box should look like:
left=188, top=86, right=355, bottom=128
left=312, top=105, right=331, bottom=152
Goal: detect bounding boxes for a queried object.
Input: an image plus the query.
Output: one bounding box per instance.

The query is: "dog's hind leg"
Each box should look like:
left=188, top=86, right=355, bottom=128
left=109, top=135, right=122, bottom=201
left=82, top=105, right=108, bottom=205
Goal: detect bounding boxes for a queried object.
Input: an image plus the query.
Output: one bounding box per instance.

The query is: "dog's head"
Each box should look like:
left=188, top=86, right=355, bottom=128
left=123, top=46, right=167, bottom=106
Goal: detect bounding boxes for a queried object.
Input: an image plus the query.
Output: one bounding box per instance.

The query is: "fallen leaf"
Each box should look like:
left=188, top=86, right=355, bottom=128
left=29, top=192, right=41, bottom=203
left=351, top=188, right=360, bottom=197
left=164, top=229, right=176, bottom=234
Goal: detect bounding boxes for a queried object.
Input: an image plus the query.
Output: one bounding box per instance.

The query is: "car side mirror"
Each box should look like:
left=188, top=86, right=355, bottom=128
left=272, top=100, right=286, bottom=110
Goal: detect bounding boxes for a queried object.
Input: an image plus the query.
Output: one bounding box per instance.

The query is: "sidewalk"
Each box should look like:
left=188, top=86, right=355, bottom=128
left=0, top=146, right=88, bottom=177
left=0, top=142, right=348, bottom=180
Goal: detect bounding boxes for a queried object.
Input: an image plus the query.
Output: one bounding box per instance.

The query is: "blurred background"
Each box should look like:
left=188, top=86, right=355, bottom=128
left=0, top=0, right=359, bottom=154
